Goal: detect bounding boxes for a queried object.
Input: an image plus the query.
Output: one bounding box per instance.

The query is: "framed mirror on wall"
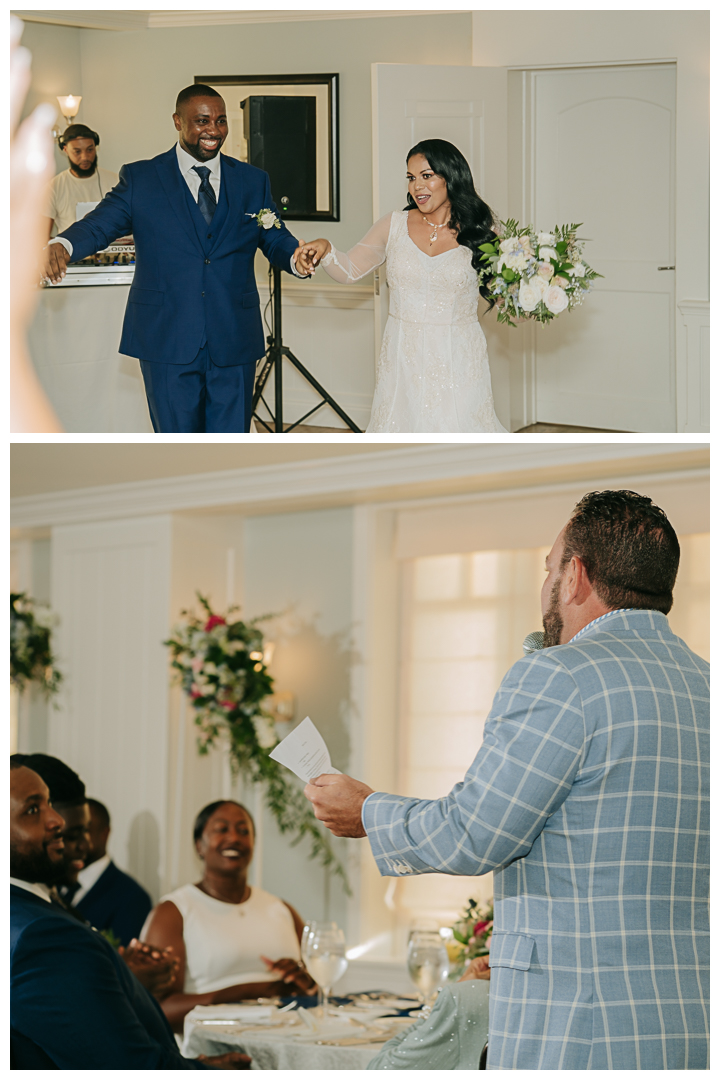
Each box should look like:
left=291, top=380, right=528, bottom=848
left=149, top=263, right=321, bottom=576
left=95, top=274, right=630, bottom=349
left=197, top=73, right=339, bottom=221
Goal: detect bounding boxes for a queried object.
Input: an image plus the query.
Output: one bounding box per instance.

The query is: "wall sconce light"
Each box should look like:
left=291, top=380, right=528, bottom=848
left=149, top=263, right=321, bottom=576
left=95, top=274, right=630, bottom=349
left=57, top=94, right=82, bottom=122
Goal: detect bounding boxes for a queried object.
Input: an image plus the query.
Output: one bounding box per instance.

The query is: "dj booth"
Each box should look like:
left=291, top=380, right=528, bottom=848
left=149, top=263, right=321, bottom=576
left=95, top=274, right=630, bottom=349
left=29, top=244, right=153, bottom=433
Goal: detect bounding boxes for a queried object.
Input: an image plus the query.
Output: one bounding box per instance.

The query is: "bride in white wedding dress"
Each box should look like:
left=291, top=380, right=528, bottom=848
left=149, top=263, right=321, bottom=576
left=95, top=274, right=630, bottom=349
left=301, top=139, right=507, bottom=433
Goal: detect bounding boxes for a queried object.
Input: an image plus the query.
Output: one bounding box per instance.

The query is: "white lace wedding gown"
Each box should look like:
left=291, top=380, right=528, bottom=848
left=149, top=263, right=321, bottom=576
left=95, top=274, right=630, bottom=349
left=320, top=210, right=507, bottom=432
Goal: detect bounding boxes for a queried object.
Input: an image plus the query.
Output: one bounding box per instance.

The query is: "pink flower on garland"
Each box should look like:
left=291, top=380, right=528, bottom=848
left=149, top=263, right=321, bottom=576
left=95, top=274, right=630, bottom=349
left=205, top=615, right=226, bottom=631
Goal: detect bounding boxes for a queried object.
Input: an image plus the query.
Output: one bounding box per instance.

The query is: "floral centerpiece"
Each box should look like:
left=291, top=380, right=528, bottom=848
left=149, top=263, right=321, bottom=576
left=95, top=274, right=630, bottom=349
left=478, top=220, right=601, bottom=326
left=165, top=595, right=349, bottom=892
left=10, top=593, right=62, bottom=696
left=446, top=898, right=494, bottom=977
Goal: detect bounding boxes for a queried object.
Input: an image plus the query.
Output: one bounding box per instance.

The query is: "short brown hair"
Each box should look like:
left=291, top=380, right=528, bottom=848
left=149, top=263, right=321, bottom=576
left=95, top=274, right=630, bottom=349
left=561, top=490, right=680, bottom=614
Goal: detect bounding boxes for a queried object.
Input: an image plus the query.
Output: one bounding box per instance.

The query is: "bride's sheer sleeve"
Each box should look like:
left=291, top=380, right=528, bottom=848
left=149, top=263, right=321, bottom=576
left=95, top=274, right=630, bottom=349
left=319, top=212, right=393, bottom=284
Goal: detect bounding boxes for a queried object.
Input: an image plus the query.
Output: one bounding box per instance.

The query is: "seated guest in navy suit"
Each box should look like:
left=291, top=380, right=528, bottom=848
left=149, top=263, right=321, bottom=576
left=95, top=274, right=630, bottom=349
left=10, top=757, right=249, bottom=1069
left=17, top=753, right=176, bottom=1000
left=73, top=797, right=152, bottom=946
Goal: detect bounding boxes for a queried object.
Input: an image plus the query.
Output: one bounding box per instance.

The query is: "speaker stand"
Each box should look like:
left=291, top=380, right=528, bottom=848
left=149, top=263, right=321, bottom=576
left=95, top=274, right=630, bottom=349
left=252, top=266, right=362, bottom=433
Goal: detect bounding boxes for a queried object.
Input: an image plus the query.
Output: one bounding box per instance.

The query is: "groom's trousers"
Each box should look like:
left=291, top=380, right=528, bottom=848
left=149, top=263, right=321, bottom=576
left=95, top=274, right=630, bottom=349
left=139, top=344, right=255, bottom=433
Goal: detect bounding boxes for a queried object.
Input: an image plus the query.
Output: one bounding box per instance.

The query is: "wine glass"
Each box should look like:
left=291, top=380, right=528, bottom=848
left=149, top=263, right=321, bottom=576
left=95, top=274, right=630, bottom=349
left=304, top=921, right=348, bottom=1017
left=300, top=921, right=316, bottom=967
left=407, top=930, right=450, bottom=1012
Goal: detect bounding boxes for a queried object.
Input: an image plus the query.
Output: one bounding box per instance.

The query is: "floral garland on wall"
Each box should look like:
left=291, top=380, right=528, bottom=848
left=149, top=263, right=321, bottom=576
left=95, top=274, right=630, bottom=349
left=10, top=593, right=62, bottom=696
left=165, top=595, right=349, bottom=893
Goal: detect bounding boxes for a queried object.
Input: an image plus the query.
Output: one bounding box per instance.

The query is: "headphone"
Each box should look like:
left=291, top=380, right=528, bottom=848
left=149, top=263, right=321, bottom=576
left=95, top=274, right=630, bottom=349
left=58, top=126, right=100, bottom=150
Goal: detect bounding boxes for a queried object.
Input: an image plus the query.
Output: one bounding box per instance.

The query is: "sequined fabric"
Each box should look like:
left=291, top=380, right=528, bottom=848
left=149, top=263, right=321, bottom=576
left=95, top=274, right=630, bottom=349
left=366, top=980, right=490, bottom=1070
left=321, top=211, right=506, bottom=433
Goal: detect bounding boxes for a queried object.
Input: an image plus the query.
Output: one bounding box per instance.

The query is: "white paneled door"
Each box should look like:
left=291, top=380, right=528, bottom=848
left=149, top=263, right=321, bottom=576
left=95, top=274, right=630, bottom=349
left=372, top=62, right=678, bottom=432
left=531, top=64, right=676, bottom=432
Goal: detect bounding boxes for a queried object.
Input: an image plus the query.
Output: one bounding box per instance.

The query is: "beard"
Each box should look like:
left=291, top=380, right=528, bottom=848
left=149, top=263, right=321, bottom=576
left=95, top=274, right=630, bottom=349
left=10, top=842, right=66, bottom=886
left=542, top=577, right=564, bottom=648
left=70, top=157, right=98, bottom=177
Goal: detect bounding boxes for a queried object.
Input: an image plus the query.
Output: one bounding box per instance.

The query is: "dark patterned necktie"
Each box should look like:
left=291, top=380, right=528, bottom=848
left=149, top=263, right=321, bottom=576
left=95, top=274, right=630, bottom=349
left=192, top=165, right=216, bottom=225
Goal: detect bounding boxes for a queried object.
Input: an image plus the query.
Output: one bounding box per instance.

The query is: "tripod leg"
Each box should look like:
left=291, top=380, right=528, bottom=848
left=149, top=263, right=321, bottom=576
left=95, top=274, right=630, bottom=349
left=284, top=349, right=363, bottom=432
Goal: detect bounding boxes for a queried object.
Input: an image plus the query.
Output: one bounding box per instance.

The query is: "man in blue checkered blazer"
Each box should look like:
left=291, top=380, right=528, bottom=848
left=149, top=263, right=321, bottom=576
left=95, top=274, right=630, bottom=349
left=305, top=491, right=710, bottom=1069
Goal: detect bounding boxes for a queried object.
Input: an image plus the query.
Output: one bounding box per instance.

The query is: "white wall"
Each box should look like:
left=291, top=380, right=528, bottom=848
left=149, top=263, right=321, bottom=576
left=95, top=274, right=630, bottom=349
left=243, top=506, right=355, bottom=929
left=18, top=20, right=84, bottom=175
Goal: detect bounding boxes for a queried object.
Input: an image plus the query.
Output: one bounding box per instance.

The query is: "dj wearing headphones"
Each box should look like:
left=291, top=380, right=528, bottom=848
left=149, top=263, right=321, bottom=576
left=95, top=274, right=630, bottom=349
left=44, top=124, right=119, bottom=239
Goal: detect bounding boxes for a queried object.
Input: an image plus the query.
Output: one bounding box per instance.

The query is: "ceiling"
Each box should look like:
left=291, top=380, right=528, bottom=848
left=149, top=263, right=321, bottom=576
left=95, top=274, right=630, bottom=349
left=10, top=442, right=417, bottom=497
left=13, top=10, right=454, bottom=31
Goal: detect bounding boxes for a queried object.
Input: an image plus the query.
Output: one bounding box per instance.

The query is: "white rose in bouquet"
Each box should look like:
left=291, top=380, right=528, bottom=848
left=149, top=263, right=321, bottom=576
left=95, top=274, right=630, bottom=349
left=499, top=237, right=519, bottom=253
left=537, top=231, right=557, bottom=246
left=544, top=284, right=569, bottom=315
left=551, top=275, right=570, bottom=289
left=519, top=275, right=547, bottom=312
left=571, top=262, right=586, bottom=277
left=536, top=261, right=554, bottom=280
left=538, top=245, right=558, bottom=262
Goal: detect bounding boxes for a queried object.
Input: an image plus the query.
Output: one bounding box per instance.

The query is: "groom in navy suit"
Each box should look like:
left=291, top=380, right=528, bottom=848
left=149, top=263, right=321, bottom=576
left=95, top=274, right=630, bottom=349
left=42, top=84, right=312, bottom=433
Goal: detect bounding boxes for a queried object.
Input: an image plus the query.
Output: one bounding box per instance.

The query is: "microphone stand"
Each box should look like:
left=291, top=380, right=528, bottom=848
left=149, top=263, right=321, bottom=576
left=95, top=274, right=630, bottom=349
left=252, top=265, right=362, bottom=433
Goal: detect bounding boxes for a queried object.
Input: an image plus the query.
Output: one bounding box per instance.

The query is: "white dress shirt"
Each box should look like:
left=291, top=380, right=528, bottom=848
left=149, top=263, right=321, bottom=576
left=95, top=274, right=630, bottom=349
left=10, top=877, right=52, bottom=903
left=50, top=143, right=305, bottom=275
left=72, top=852, right=111, bottom=906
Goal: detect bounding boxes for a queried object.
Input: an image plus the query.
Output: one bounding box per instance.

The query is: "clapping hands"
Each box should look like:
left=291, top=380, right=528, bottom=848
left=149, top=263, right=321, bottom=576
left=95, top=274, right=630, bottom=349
left=119, top=938, right=180, bottom=999
left=261, top=955, right=317, bottom=995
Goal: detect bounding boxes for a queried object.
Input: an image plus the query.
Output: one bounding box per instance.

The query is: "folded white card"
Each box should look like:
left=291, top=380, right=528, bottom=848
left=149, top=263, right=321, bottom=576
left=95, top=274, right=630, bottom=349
left=269, top=716, right=341, bottom=783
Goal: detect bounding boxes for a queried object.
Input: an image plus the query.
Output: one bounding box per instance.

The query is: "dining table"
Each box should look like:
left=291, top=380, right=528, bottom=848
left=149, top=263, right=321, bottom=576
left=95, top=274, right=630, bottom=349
left=181, top=997, right=421, bottom=1070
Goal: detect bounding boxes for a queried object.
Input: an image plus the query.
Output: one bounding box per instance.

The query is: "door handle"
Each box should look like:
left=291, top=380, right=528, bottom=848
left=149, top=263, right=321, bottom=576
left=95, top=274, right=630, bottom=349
left=657, top=265, right=675, bottom=271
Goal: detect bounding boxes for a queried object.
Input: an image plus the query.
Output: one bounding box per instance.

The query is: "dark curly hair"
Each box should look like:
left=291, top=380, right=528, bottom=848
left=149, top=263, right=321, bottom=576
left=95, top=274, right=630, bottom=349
left=405, top=139, right=497, bottom=303
left=561, top=491, right=680, bottom=615
left=14, top=753, right=86, bottom=807
left=193, top=799, right=255, bottom=844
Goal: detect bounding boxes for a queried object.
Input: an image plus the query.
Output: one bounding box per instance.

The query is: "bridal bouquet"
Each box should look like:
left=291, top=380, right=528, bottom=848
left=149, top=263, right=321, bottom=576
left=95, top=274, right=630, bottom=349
left=478, top=220, right=601, bottom=326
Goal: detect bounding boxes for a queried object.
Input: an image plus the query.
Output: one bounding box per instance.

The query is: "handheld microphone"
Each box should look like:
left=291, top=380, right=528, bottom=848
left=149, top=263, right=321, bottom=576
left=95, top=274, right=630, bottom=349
left=522, top=630, right=545, bottom=654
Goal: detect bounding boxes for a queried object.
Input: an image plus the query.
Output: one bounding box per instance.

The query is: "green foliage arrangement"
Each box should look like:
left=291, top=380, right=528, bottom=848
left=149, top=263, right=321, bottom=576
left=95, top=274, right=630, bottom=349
left=165, top=595, right=350, bottom=894
left=10, top=593, right=62, bottom=696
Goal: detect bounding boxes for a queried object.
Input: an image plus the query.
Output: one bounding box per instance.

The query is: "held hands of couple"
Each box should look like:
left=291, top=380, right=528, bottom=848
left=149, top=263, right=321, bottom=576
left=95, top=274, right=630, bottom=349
left=293, top=238, right=331, bottom=277
left=303, top=773, right=374, bottom=838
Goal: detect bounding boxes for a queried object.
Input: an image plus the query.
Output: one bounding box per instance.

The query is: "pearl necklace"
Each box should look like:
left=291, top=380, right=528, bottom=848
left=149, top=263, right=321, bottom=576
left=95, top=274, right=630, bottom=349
left=422, top=214, right=450, bottom=245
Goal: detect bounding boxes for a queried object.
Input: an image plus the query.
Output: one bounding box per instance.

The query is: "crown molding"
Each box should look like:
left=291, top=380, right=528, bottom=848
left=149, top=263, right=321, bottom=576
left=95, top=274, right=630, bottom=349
left=15, top=9, right=461, bottom=31
left=14, top=10, right=151, bottom=31
left=10, top=443, right=707, bottom=531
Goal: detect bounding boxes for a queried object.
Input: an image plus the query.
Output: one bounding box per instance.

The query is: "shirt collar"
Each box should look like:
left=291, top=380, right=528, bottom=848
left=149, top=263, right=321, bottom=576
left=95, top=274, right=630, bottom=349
left=10, top=877, right=52, bottom=903
left=176, top=142, right=222, bottom=180
left=569, top=608, right=638, bottom=643
left=75, top=853, right=111, bottom=897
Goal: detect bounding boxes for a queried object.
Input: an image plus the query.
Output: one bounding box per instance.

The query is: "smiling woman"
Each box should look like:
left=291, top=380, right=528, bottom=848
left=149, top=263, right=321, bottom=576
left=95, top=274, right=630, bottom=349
left=140, top=800, right=317, bottom=1033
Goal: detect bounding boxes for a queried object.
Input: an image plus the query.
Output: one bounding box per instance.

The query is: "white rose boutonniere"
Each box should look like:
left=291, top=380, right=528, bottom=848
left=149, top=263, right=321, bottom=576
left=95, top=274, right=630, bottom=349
left=247, top=208, right=280, bottom=230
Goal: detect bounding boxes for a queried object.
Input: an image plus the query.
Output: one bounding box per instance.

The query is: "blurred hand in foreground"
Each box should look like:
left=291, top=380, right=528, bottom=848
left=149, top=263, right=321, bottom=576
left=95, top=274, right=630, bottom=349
left=10, top=15, right=62, bottom=432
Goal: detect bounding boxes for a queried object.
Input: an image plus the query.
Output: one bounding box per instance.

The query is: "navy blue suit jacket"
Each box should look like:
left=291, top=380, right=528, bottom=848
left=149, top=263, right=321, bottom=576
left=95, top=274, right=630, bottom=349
left=10, top=885, right=208, bottom=1069
left=74, top=859, right=152, bottom=948
left=58, top=147, right=300, bottom=366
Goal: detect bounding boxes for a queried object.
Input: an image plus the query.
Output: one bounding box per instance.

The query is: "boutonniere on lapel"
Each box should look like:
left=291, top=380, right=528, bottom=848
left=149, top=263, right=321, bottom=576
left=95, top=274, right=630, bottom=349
left=247, top=208, right=281, bottom=230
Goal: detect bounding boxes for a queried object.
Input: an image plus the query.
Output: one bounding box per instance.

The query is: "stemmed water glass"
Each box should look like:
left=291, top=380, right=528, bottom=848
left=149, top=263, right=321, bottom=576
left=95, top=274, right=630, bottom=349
left=407, top=930, right=450, bottom=1012
left=304, top=921, right=348, bottom=1017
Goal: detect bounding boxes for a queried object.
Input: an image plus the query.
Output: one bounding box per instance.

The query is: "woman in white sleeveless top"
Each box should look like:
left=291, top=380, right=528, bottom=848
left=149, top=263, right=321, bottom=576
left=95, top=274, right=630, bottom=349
left=141, top=800, right=316, bottom=1032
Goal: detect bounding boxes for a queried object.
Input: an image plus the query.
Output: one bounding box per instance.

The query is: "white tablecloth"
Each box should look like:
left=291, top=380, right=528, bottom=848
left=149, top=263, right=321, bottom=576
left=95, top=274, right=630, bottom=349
left=182, top=1006, right=407, bottom=1071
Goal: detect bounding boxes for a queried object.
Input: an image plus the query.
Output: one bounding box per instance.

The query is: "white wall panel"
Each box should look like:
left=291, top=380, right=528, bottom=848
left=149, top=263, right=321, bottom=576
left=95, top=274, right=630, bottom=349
left=50, top=516, right=173, bottom=900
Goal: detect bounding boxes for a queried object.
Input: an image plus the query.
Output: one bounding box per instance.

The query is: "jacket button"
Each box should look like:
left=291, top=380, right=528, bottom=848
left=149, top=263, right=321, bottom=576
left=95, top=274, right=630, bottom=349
left=207, top=234, right=212, bottom=239
left=205, top=258, right=210, bottom=264
left=202, top=291, right=205, bottom=297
